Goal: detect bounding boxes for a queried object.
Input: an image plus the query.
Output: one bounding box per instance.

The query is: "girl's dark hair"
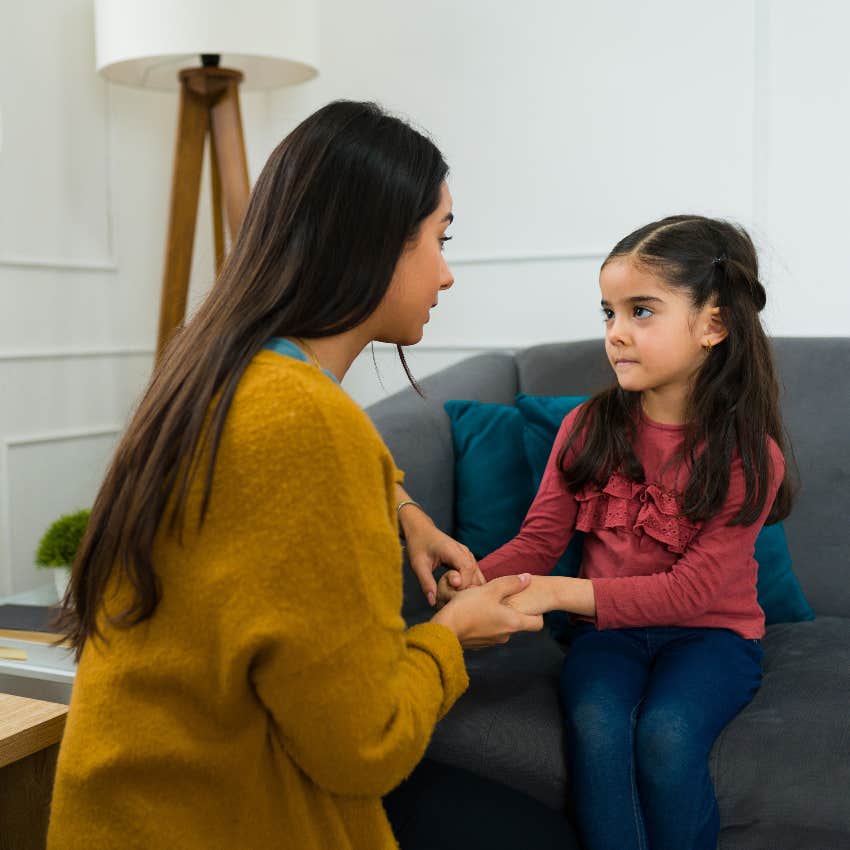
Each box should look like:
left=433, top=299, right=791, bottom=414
left=560, top=214, right=794, bottom=526
left=59, top=100, right=449, bottom=658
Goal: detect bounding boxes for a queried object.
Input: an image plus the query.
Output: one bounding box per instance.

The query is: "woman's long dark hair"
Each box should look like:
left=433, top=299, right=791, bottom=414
left=559, top=215, right=794, bottom=526
left=59, top=101, right=449, bottom=658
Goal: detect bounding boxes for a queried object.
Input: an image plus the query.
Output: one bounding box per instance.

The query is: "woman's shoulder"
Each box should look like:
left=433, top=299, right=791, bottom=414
left=243, top=350, right=362, bottom=417
left=231, top=351, right=386, bottom=456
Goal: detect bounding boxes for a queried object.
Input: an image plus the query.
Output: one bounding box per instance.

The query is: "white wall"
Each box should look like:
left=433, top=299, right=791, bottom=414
left=270, top=0, right=850, bottom=403
left=0, top=0, right=271, bottom=594
left=0, top=0, right=848, bottom=593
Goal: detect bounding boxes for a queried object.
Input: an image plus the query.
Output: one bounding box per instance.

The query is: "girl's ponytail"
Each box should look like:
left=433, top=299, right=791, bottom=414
left=713, top=254, right=767, bottom=312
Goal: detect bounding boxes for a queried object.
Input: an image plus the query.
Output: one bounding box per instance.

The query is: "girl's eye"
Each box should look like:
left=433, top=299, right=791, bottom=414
left=439, top=236, right=453, bottom=252
left=634, top=306, right=653, bottom=319
left=601, top=308, right=614, bottom=322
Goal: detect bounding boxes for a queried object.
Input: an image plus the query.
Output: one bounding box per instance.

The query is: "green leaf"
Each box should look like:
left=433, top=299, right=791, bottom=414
left=35, top=508, right=91, bottom=568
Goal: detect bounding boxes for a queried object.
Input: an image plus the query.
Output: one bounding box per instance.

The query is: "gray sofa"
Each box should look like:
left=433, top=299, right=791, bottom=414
left=367, top=337, right=850, bottom=850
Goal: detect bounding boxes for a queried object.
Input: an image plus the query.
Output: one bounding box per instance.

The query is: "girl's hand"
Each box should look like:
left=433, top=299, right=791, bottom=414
left=504, top=575, right=597, bottom=618
left=431, top=573, right=544, bottom=648
left=435, top=570, right=469, bottom=609
left=503, top=575, right=560, bottom=616
left=401, top=507, right=484, bottom=607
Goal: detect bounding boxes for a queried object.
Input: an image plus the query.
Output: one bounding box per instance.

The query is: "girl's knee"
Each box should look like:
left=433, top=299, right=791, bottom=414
left=561, top=691, right=639, bottom=758
left=635, top=708, right=706, bottom=783
left=563, top=696, right=618, bottom=731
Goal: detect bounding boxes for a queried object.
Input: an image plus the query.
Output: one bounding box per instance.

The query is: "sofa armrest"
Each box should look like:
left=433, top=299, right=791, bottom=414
left=367, top=390, right=457, bottom=621
left=368, top=392, right=456, bottom=535
left=366, top=351, right=519, bottom=619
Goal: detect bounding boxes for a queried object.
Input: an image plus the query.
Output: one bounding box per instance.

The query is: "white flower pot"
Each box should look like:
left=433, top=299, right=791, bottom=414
left=53, top=567, right=71, bottom=601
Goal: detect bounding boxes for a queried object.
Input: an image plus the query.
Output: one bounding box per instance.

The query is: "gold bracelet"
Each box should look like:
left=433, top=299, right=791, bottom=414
left=396, top=498, right=422, bottom=515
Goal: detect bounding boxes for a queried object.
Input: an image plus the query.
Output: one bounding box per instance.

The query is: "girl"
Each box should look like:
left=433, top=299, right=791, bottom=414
left=46, top=101, right=576, bottom=850
left=443, top=215, right=793, bottom=850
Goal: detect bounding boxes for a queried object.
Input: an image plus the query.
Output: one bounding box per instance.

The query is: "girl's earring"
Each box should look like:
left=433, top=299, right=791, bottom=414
left=702, top=340, right=713, bottom=354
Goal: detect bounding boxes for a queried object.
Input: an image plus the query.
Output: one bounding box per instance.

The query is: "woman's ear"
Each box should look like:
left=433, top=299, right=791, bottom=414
left=704, top=306, right=728, bottom=347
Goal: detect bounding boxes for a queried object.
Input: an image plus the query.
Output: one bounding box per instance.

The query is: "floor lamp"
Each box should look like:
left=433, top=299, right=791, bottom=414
left=93, top=0, right=319, bottom=359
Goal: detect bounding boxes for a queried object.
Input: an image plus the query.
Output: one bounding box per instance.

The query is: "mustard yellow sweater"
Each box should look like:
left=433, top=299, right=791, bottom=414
left=48, top=351, right=469, bottom=850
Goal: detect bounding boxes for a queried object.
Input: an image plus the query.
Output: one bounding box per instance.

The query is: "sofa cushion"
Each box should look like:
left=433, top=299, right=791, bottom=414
left=711, top=616, right=850, bottom=849
left=771, top=339, right=850, bottom=617
left=429, top=617, right=850, bottom=849
left=426, top=629, right=569, bottom=812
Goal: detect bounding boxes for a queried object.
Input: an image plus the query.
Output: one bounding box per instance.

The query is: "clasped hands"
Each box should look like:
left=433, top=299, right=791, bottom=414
left=400, top=497, right=547, bottom=614
left=399, top=495, right=556, bottom=648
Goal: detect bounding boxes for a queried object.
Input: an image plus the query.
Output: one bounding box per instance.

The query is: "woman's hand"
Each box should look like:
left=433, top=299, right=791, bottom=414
left=431, top=573, right=544, bottom=649
left=398, top=497, right=484, bottom=607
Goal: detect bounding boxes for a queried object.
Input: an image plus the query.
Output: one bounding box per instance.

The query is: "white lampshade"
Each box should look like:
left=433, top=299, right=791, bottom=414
left=94, top=0, right=319, bottom=90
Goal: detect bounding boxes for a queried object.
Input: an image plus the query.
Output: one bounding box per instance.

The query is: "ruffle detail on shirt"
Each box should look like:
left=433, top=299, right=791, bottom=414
left=574, top=471, right=701, bottom=554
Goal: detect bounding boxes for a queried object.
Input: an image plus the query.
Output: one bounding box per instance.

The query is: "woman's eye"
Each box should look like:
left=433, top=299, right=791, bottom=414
left=601, top=308, right=614, bottom=322
left=439, top=236, right=453, bottom=252
left=634, top=306, right=653, bottom=319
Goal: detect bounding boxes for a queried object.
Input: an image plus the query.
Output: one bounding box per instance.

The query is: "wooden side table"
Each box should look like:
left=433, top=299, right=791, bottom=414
left=0, top=693, right=68, bottom=850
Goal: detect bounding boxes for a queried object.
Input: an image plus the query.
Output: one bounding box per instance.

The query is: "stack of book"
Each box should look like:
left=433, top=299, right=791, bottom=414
left=0, top=604, right=75, bottom=701
left=0, top=604, right=63, bottom=637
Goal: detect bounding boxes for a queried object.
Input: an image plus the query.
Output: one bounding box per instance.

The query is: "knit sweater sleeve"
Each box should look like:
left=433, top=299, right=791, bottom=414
left=592, top=439, right=786, bottom=629
left=225, top=370, right=467, bottom=799
left=479, top=406, right=583, bottom=579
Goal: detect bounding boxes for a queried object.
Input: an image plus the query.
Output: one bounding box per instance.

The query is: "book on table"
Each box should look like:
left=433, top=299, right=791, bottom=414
left=0, top=605, right=62, bottom=634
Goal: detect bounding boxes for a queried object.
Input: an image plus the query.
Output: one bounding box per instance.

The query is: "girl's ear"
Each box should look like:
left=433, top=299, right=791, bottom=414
left=703, top=306, right=729, bottom=347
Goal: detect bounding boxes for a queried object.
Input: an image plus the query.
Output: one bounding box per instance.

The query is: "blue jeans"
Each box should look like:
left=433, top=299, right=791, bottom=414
left=559, top=624, right=764, bottom=850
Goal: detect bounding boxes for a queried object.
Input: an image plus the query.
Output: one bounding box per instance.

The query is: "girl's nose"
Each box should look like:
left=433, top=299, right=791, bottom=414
left=607, top=317, right=630, bottom=345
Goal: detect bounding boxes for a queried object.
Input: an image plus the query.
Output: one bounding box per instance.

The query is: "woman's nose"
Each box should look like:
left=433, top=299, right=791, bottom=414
left=439, top=257, right=454, bottom=291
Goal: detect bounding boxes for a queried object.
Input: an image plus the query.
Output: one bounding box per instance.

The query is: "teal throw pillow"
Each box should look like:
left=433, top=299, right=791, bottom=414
left=755, top=522, right=814, bottom=625
left=515, top=394, right=589, bottom=490
left=443, top=400, right=534, bottom=560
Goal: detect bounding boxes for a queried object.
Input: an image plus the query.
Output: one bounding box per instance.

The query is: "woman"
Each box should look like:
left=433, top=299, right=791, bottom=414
left=47, top=101, right=575, bottom=850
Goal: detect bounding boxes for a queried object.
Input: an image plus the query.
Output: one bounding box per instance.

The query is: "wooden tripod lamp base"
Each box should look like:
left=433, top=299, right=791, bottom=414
left=157, top=64, right=251, bottom=359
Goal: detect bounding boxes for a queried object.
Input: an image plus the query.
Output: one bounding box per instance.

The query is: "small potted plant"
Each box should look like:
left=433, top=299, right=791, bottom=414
left=35, top=508, right=90, bottom=600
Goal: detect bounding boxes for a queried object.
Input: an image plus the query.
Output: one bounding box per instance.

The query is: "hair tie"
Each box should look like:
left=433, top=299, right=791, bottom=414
left=712, top=253, right=727, bottom=267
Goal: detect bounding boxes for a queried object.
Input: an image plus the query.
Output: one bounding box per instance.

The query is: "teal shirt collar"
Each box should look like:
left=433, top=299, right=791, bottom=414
left=263, top=338, right=340, bottom=384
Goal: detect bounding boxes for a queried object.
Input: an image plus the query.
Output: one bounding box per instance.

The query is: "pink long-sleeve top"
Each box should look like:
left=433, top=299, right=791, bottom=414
left=479, top=405, right=785, bottom=639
